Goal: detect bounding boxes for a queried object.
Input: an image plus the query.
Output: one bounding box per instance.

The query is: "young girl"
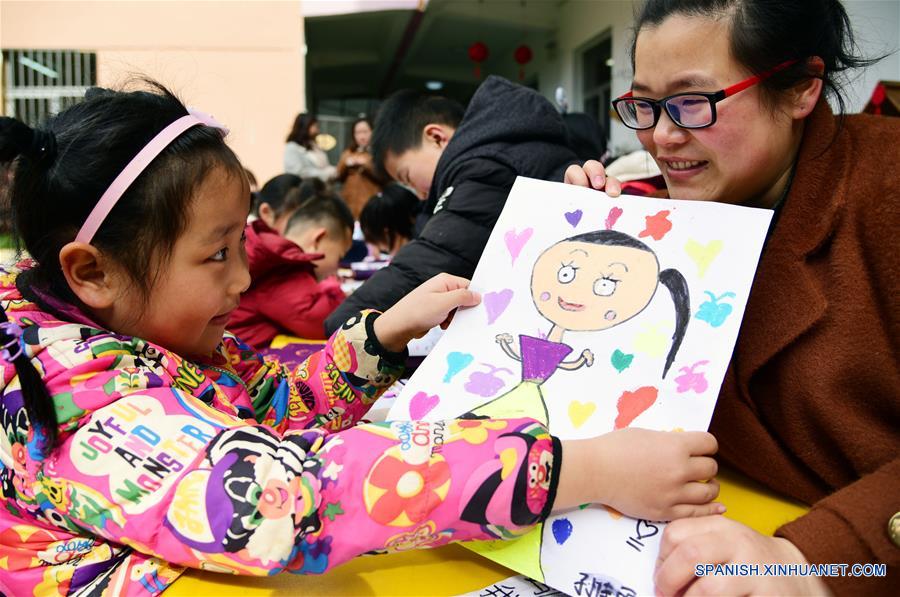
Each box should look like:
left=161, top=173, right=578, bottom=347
left=0, top=84, right=721, bottom=596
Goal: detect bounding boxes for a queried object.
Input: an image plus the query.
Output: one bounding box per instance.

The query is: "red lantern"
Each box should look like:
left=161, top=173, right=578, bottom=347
left=468, top=41, right=489, bottom=79
left=513, top=44, right=533, bottom=81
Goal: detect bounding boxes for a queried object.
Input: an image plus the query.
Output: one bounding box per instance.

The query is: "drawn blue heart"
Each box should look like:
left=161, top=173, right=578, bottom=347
left=443, top=351, right=474, bottom=383
left=552, top=517, right=573, bottom=545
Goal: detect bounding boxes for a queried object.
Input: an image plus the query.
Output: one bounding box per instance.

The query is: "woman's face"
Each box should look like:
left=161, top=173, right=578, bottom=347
left=633, top=15, right=801, bottom=207
left=308, top=120, right=320, bottom=137
left=354, top=121, right=372, bottom=148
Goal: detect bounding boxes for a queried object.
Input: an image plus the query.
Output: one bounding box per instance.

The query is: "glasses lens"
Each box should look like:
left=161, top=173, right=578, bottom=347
left=616, top=99, right=657, bottom=129
left=666, top=95, right=713, bottom=127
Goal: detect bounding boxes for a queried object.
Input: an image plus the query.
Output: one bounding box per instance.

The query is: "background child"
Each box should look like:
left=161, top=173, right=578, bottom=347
left=229, top=183, right=353, bottom=346
left=0, top=83, right=721, bottom=596
left=253, top=173, right=302, bottom=233
left=359, top=182, right=421, bottom=257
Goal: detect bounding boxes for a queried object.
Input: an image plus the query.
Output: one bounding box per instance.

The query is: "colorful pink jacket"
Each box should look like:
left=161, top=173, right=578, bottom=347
left=0, top=264, right=560, bottom=596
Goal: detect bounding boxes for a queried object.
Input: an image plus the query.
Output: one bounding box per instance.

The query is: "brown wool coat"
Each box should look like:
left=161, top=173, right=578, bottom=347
left=710, top=100, right=899, bottom=594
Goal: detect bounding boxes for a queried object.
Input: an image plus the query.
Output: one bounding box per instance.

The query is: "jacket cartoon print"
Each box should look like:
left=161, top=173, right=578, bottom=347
left=0, top=264, right=560, bottom=596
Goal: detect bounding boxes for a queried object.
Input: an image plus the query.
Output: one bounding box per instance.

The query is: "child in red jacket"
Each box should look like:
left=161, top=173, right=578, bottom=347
left=229, top=189, right=352, bottom=347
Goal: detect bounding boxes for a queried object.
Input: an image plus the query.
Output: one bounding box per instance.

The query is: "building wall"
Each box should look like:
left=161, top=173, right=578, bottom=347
left=0, top=0, right=305, bottom=183
left=538, top=0, right=900, bottom=156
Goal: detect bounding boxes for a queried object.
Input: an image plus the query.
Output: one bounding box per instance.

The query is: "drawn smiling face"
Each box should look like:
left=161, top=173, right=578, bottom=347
left=531, top=241, right=660, bottom=331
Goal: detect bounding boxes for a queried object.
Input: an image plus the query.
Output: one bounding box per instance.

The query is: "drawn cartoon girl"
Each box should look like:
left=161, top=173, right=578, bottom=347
left=470, top=230, right=689, bottom=425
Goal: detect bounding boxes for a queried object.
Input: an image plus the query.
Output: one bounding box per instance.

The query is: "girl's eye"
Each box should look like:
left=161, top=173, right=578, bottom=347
left=593, top=277, right=618, bottom=296
left=557, top=264, right=577, bottom=284
left=210, top=248, right=228, bottom=262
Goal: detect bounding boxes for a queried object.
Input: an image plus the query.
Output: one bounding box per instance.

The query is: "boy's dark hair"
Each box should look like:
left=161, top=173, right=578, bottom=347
left=0, top=80, right=242, bottom=453
left=285, top=186, right=354, bottom=239
left=632, top=0, right=884, bottom=115
left=359, top=183, right=420, bottom=250
left=370, top=90, right=465, bottom=179
left=254, top=173, right=302, bottom=216
left=286, top=112, right=318, bottom=148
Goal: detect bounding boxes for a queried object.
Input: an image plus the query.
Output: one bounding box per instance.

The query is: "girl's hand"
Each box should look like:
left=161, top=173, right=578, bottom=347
left=655, top=517, right=830, bottom=596
left=556, top=429, right=723, bottom=521
left=374, top=273, right=481, bottom=352
left=564, top=159, right=623, bottom=197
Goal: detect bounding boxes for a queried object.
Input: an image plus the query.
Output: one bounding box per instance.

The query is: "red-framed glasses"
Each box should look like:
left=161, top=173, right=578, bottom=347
left=612, top=59, right=798, bottom=130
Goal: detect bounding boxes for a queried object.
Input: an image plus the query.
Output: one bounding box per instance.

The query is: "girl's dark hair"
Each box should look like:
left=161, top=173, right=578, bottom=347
left=347, top=117, right=373, bottom=152
left=567, top=229, right=690, bottom=378
left=254, top=173, right=302, bottom=216
left=286, top=113, right=318, bottom=148
left=0, top=81, right=242, bottom=453
left=359, top=183, right=420, bottom=250
left=631, top=0, right=883, bottom=114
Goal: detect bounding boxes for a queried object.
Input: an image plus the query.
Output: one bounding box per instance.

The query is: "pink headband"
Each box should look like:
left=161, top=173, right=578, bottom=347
left=75, top=108, right=229, bottom=244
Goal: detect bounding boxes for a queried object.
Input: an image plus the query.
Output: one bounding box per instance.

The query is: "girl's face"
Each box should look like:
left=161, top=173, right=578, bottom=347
left=633, top=15, right=800, bottom=207
left=114, top=167, right=251, bottom=358
left=531, top=241, right=659, bottom=332
left=353, top=121, right=372, bottom=149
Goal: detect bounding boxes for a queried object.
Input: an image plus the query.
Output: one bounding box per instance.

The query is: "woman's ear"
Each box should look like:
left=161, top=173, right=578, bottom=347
left=789, top=56, right=825, bottom=119
left=58, top=242, right=122, bottom=309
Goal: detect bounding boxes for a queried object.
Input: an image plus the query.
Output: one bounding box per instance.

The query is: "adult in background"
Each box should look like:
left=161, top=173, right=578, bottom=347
left=337, top=117, right=383, bottom=219
left=566, top=0, right=898, bottom=594
left=284, top=112, right=336, bottom=182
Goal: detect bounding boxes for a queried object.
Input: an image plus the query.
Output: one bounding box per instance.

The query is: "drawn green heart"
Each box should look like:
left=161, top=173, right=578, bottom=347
left=611, top=349, right=634, bottom=373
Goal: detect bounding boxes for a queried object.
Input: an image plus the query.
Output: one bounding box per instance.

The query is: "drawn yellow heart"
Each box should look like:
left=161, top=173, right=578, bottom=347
left=568, top=400, right=596, bottom=429
left=685, top=239, right=723, bottom=278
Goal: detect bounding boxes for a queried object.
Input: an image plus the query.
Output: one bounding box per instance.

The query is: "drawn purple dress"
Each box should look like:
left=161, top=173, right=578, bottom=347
left=471, top=335, right=573, bottom=425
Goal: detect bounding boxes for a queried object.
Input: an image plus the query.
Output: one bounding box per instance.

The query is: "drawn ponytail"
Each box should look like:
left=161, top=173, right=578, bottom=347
left=659, top=268, right=690, bottom=378
left=0, top=304, right=57, bottom=455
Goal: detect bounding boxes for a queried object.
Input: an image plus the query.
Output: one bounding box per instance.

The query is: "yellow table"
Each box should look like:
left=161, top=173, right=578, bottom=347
left=170, top=467, right=809, bottom=596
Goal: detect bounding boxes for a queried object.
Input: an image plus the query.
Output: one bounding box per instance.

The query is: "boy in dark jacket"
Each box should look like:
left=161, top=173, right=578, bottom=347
left=231, top=193, right=352, bottom=348
left=325, top=76, right=578, bottom=334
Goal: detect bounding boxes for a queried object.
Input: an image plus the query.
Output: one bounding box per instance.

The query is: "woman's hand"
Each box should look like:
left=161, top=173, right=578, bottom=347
left=564, top=159, right=623, bottom=196
left=555, top=429, right=723, bottom=521
left=374, top=273, right=481, bottom=352
left=655, top=516, right=831, bottom=596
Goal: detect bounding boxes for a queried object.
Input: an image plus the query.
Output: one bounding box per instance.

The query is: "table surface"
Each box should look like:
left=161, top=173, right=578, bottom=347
left=169, top=466, right=809, bottom=596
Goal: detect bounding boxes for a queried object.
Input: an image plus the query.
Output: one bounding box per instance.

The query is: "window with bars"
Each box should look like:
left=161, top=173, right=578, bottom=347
left=2, top=49, right=96, bottom=126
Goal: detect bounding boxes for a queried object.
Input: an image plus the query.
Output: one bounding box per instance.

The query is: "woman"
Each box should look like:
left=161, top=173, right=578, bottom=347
left=284, top=112, right=336, bottom=182
left=337, top=117, right=383, bottom=218
left=565, top=0, right=898, bottom=594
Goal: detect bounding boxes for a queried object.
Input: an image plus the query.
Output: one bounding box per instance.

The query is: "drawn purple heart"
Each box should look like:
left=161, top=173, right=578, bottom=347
left=504, top=227, right=533, bottom=265
left=484, top=289, right=513, bottom=325
left=565, top=209, right=583, bottom=228
left=409, top=391, right=440, bottom=420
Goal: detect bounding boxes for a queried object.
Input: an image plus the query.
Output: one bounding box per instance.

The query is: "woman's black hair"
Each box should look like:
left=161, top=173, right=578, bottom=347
left=254, top=173, right=302, bottom=217
left=0, top=81, right=242, bottom=453
left=286, top=113, right=318, bottom=149
left=631, top=0, right=884, bottom=114
left=359, top=183, right=420, bottom=251
left=567, top=229, right=690, bottom=378
left=347, top=117, right=373, bottom=152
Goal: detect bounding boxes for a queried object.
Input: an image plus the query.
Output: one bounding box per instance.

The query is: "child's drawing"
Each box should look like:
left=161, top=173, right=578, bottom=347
left=389, top=177, right=772, bottom=595
left=471, top=230, right=689, bottom=427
